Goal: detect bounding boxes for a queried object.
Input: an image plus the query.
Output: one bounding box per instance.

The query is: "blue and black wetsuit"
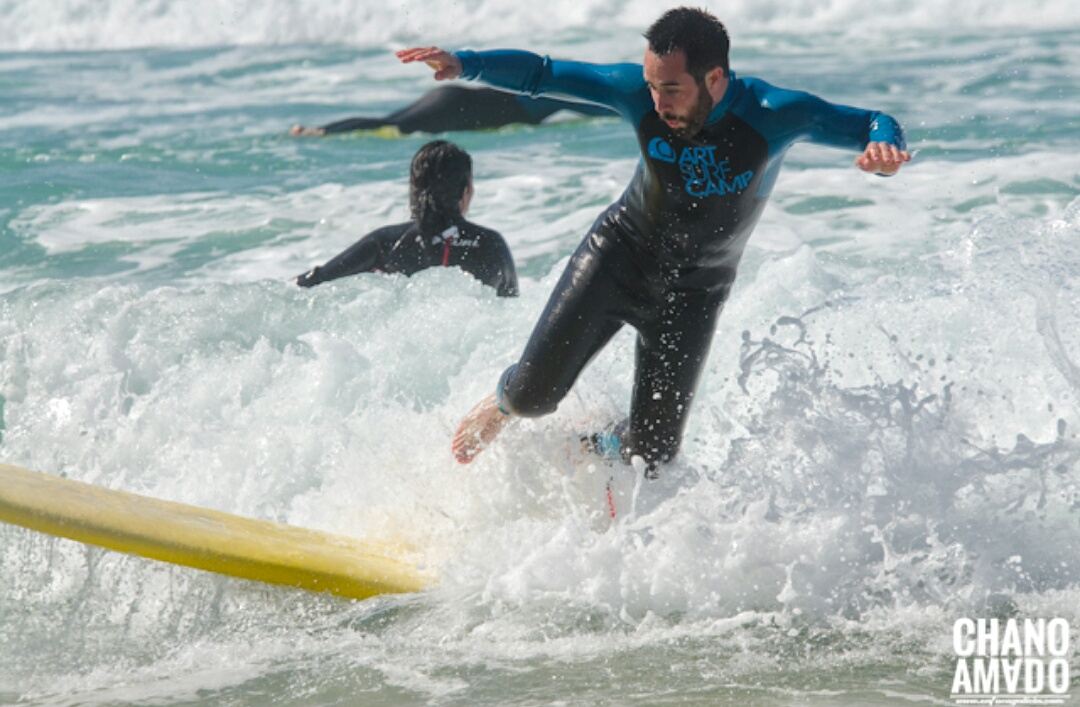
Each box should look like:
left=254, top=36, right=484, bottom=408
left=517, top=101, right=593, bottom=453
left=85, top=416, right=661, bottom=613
left=455, top=49, right=907, bottom=469
left=296, top=216, right=519, bottom=297
left=316, top=85, right=616, bottom=135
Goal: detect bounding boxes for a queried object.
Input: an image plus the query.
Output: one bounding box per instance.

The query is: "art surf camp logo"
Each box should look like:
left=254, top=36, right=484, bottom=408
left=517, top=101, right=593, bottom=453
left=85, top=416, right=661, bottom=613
left=646, top=137, right=754, bottom=199
left=951, top=618, right=1072, bottom=705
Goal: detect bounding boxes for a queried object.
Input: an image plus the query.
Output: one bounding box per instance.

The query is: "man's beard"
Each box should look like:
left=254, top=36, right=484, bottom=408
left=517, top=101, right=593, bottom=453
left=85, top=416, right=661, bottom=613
left=661, top=80, right=714, bottom=139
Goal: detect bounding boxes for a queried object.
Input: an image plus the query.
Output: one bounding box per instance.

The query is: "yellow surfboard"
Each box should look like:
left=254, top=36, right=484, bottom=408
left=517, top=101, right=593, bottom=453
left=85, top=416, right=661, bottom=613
left=0, top=462, right=433, bottom=601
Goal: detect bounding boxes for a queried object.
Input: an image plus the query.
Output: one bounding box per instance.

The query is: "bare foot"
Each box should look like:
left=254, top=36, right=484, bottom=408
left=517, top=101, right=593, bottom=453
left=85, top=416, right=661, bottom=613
left=290, top=124, right=326, bottom=137
left=452, top=394, right=513, bottom=464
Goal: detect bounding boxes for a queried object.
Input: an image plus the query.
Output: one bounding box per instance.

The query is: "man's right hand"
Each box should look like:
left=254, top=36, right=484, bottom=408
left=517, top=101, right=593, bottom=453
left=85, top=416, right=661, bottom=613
left=452, top=393, right=513, bottom=464
left=395, top=47, right=463, bottom=81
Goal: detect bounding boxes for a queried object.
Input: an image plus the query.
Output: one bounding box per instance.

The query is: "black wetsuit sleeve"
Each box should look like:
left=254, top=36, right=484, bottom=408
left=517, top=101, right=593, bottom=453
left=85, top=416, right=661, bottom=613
left=295, top=224, right=408, bottom=287
left=493, top=236, right=519, bottom=298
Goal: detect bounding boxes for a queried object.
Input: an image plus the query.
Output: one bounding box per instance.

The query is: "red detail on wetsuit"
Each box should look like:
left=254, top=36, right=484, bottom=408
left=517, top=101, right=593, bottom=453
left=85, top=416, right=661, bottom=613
left=442, top=235, right=453, bottom=266
left=606, top=478, right=617, bottom=518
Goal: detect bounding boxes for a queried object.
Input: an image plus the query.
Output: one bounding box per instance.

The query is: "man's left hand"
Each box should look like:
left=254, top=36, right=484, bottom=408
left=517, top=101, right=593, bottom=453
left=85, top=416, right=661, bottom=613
left=856, top=141, right=911, bottom=175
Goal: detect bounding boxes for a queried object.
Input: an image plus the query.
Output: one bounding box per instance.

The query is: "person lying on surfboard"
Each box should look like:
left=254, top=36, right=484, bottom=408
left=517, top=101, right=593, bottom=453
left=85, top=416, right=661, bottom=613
left=294, top=139, right=518, bottom=297
left=291, top=84, right=616, bottom=136
left=398, top=6, right=911, bottom=476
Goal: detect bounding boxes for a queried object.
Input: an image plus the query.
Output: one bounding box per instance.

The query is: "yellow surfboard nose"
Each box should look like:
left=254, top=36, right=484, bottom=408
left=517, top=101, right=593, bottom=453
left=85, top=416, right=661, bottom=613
left=0, top=462, right=434, bottom=601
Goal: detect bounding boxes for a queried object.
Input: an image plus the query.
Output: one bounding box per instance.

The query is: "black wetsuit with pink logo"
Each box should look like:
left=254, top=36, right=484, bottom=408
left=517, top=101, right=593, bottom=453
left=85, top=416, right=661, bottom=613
left=295, top=217, right=518, bottom=297
left=454, top=49, right=907, bottom=469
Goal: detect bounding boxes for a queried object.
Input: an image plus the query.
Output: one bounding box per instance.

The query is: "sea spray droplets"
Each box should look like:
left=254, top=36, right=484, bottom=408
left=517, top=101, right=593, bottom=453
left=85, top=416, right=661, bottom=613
left=721, top=305, right=1080, bottom=617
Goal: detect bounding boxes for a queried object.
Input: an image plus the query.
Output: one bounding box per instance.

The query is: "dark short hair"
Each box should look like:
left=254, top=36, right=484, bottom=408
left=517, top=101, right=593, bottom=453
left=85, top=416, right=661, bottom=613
left=409, top=140, right=473, bottom=233
left=644, top=7, right=730, bottom=80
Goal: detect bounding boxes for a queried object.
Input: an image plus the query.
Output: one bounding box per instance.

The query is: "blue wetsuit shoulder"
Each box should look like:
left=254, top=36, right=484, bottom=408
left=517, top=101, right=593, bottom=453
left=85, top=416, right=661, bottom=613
left=714, top=74, right=908, bottom=199
left=730, top=75, right=907, bottom=155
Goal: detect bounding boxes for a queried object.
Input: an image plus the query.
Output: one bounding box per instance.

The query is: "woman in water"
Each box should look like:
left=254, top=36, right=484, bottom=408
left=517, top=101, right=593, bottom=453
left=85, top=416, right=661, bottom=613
left=295, top=140, right=518, bottom=297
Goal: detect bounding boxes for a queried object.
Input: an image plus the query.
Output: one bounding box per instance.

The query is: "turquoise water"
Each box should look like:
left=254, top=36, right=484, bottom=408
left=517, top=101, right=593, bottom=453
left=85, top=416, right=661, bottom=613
left=3, top=1, right=1080, bottom=704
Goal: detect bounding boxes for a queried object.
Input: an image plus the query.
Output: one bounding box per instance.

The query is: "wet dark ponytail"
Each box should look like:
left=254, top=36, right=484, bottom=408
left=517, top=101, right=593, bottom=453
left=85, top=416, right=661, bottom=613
left=409, top=140, right=473, bottom=234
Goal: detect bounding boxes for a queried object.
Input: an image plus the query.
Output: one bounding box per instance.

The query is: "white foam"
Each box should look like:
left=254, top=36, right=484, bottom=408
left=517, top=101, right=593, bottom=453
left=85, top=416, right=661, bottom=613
left=4, top=0, right=1080, bottom=51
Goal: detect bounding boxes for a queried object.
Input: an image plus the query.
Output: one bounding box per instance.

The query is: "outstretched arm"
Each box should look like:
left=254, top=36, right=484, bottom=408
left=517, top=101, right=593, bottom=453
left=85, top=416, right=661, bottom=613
left=295, top=229, right=397, bottom=287
left=399, top=46, right=647, bottom=123
left=396, top=47, right=463, bottom=81
left=856, top=141, right=911, bottom=176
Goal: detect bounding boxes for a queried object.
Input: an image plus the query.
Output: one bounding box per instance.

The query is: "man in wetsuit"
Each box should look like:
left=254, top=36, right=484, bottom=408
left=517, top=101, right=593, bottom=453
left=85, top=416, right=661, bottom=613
left=291, top=84, right=616, bottom=136
left=295, top=140, right=518, bottom=297
left=399, top=7, right=911, bottom=473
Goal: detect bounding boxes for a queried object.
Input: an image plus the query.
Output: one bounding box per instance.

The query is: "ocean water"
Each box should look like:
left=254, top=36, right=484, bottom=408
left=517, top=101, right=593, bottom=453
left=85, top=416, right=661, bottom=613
left=3, top=0, right=1080, bottom=704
